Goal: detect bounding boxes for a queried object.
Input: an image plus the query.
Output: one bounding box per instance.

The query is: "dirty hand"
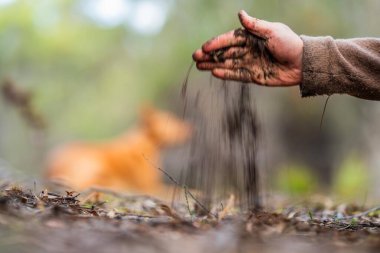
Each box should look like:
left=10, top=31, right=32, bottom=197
left=193, top=10, right=303, bottom=86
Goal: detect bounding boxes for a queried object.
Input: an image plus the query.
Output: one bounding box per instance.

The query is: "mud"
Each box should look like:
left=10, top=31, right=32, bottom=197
left=234, top=28, right=276, bottom=81
left=208, top=28, right=277, bottom=84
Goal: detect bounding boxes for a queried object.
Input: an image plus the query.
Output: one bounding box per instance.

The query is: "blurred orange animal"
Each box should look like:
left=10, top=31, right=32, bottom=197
left=45, top=106, right=190, bottom=195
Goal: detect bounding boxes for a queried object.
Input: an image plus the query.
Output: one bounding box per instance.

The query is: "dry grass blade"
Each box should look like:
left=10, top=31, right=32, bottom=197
left=218, top=194, right=235, bottom=221
left=160, top=204, right=183, bottom=222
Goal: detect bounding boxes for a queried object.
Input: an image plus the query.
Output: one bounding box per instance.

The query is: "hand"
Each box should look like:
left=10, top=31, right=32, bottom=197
left=192, top=10, right=303, bottom=86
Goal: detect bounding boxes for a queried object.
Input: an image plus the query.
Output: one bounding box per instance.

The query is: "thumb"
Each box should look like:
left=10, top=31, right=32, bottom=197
left=238, top=10, right=272, bottom=38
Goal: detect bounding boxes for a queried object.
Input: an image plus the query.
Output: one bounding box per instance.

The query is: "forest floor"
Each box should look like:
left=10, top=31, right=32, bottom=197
left=0, top=183, right=379, bottom=253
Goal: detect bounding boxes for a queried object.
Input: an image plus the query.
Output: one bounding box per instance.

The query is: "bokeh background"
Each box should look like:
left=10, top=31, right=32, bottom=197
left=0, top=0, right=379, bottom=202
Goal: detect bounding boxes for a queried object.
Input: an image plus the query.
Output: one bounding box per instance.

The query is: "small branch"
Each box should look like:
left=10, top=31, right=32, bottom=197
left=184, top=186, right=192, bottom=217
left=184, top=187, right=213, bottom=217
left=319, top=95, right=331, bottom=130
left=143, top=154, right=214, bottom=217
left=157, top=167, right=181, bottom=186
left=341, top=205, right=380, bottom=220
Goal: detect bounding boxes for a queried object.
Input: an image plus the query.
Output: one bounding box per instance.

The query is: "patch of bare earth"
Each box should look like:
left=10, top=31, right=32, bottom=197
left=0, top=185, right=378, bottom=253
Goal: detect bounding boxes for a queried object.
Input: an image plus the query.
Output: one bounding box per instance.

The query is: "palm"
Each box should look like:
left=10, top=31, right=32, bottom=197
left=193, top=11, right=303, bottom=87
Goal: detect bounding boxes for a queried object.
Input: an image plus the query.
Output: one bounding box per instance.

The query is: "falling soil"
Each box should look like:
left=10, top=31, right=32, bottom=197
left=179, top=28, right=273, bottom=212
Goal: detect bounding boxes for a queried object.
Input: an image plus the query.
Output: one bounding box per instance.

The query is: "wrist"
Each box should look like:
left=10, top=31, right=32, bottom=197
left=292, top=36, right=304, bottom=86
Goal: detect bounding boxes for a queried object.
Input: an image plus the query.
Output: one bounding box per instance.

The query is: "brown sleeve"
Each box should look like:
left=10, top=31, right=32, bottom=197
left=300, top=36, right=380, bottom=100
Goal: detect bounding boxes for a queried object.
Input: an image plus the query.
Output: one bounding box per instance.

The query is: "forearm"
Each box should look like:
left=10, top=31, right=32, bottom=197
left=300, top=36, right=380, bottom=100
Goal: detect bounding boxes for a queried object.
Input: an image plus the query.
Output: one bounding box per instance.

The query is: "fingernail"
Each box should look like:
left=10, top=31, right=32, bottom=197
left=192, top=52, right=197, bottom=61
left=239, top=10, right=247, bottom=16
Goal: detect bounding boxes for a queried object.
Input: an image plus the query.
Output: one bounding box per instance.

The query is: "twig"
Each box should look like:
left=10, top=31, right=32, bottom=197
left=47, top=192, right=62, bottom=197
left=143, top=154, right=214, bottom=217
left=157, top=167, right=181, bottom=186
left=330, top=205, right=380, bottom=226
left=184, top=185, right=192, bottom=217
left=157, top=164, right=211, bottom=216
left=123, top=213, right=159, bottom=219
left=319, top=95, right=331, bottom=130
left=185, top=187, right=213, bottom=217
left=157, top=166, right=213, bottom=217
left=342, top=205, right=380, bottom=220
left=181, top=61, right=195, bottom=99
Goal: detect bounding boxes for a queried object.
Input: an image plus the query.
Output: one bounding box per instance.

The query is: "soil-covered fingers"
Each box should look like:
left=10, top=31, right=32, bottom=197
left=196, top=59, right=244, bottom=71
left=238, top=10, right=273, bottom=39
left=212, top=68, right=253, bottom=83
left=202, top=30, right=247, bottom=53
left=193, top=46, right=249, bottom=63
left=220, top=47, right=249, bottom=59
left=192, top=49, right=212, bottom=62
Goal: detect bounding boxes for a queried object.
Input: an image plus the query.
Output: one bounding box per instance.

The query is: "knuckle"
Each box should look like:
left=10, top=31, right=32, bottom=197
left=224, top=71, right=232, bottom=79
left=274, top=22, right=287, bottom=29
left=197, top=62, right=211, bottom=69
left=237, top=69, right=249, bottom=82
left=232, top=59, right=240, bottom=68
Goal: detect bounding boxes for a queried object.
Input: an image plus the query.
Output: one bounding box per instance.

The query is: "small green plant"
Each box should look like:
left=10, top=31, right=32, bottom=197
left=308, top=209, right=314, bottom=220
left=350, top=218, right=359, bottom=226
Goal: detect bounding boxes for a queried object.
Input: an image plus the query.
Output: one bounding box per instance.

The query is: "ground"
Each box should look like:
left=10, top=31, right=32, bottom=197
left=0, top=183, right=379, bottom=253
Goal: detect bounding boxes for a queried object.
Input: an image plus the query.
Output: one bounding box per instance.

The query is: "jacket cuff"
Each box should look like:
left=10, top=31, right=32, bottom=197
left=300, top=35, right=335, bottom=97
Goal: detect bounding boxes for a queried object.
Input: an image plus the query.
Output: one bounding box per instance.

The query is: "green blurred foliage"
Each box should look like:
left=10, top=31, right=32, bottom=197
left=275, top=164, right=317, bottom=196
left=276, top=156, right=370, bottom=199
left=332, top=155, right=369, bottom=200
